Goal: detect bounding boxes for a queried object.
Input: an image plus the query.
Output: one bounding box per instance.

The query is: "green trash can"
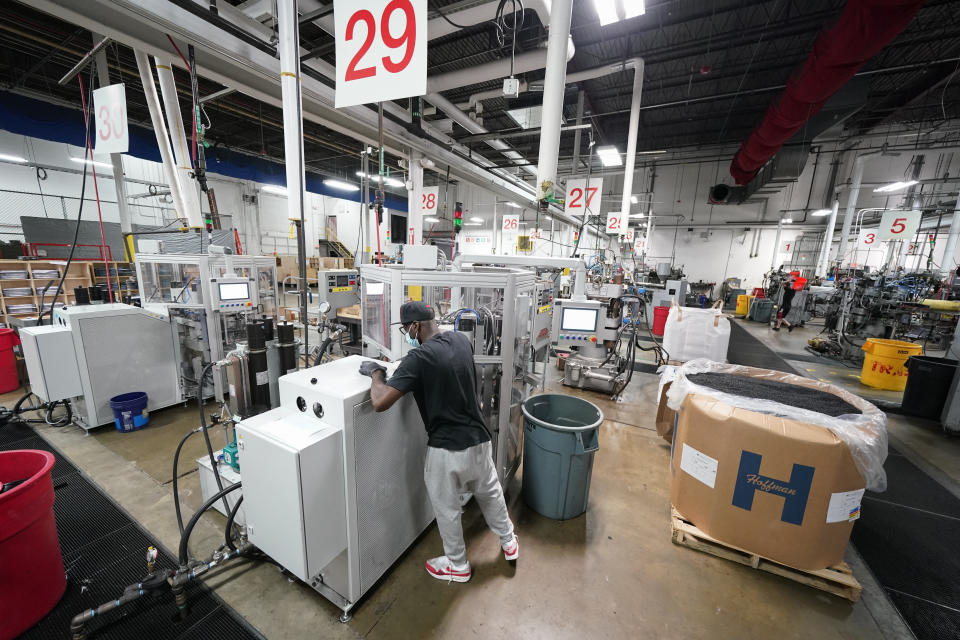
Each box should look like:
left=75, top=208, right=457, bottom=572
left=521, top=394, right=604, bottom=520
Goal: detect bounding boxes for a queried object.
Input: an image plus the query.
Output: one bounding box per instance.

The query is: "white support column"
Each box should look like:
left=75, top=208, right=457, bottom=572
left=407, top=150, right=423, bottom=246
left=133, top=51, right=189, bottom=226
left=816, top=199, right=840, bottom=276
left=837, top=152, right=877, bottom=267
left=772, top=219, right=783, bottom=270
left=92, top=35, right=133, bottom=250
left=534, top=0, right=574, bottom=199
left=941, top=196, right=960, bottom=278
left=619, top=60, right=645, bottom=227
left=154, top=56, right=204, bottom=228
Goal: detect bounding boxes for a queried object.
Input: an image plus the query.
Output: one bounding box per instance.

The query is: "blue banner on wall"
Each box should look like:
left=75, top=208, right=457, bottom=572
left=0, top=90, right=408, bottom=212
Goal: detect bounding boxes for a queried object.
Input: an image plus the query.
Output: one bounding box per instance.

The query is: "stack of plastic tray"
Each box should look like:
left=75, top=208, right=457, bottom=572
left=31, top=269, right=60, bottom=279
left=2, top=287, right=33, bottom=297
left=0, top=270, right=29, bottom=280
left=6, top=303, right=36, bottom=314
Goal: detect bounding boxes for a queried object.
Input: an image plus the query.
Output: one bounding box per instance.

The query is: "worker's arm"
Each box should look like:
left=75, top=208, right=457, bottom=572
left=370, top=370, right=404, bottom=412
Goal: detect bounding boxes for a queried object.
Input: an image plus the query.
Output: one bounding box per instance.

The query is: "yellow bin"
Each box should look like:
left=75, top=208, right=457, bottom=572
left=735, top=294, right=754, bottom=317
left=860, top=338, right=923, bottom=391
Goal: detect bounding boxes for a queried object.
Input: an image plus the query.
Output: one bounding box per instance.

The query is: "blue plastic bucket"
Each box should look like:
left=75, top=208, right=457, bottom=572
left=109, top=392, right=149, bottom=432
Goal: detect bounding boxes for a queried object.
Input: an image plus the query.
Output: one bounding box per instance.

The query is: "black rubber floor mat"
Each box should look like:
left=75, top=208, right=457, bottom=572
left=0, top=423, right=265, bottom=640
left=851, top=448, right=960, bottom=639
left=728, top=322, right=800, bottom=375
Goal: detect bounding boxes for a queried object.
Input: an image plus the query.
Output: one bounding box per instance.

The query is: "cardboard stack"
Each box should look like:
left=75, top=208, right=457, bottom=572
left=662, top=360, right=887, bottom=571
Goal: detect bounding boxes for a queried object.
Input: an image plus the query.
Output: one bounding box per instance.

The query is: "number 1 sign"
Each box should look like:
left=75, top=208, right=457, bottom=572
left=335, top=0, right=427, bottom=108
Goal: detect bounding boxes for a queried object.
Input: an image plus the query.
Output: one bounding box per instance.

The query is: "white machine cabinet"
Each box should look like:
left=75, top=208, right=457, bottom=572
left=236, top=356, right=433, bottom=618
left=19, top=325, right=83, bottom=402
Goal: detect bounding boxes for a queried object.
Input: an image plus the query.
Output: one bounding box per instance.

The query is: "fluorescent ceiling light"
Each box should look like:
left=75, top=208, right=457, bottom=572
left=624, top=0, right=646, bottom=20
left=356, top=171, right=404, bottom=188
left=629, top=213, right=645, bottom=219
left=324, top=179, right=359, bottom=192
left=544, top=215, right=552, bottom=221
left=636, top=149, right=665, bottom=155
left=630, top=195, right=638, bottom=204
left=596, top=146, right=622, bottom=167
left=504, top=202, right=522, bottom=208
left=594, top=0, right=619, bottom=26
left=781, top=218, right=793, bottom=224
left=469, top=217, right=483, bottom=223
left=873, top=180, right=918, bottom=193
left=424, top=216, right=440, bottom=223
left=811, top=209, right=832, bottom=217
left=464, top=223, right=482, bottom=227
left=0, top=153, right=27, bottom=163
left=70, top=157, right=113, bottom=169
left=261, top=185, right=287, bottom=195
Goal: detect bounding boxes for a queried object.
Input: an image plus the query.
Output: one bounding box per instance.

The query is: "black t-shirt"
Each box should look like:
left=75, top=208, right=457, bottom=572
left=385, top=331, right=491, bottom=450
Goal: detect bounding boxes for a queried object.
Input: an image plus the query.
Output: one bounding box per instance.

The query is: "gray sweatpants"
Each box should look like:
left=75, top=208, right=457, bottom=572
left=423, top=440, right=515, bottom=566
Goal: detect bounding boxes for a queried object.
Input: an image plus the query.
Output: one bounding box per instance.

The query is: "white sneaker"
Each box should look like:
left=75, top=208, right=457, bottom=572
left=502, top=534, right=519, bottom=561
left=425, top=556, right=471, bottom=583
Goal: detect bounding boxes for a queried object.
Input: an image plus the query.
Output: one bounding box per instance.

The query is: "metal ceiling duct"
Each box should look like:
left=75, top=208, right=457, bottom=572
left=727, top=0, right=925, bottom=186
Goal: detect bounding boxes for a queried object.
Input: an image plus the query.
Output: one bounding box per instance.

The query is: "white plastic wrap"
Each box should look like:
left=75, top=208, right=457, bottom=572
left=660, top=359, right=888, bottom=492
left=661, top=301, right=731, bottom=363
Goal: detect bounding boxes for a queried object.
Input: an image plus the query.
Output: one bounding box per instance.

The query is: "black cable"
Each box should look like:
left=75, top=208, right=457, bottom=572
left=172, top=427, right=201, bottom=535
left=40, top=71, right=96, bottom=326
left=196, top=362, right=230, bottom=516
left=178, top=481, right=242, bottom=567
left=225, top=494, right=244, bottom=551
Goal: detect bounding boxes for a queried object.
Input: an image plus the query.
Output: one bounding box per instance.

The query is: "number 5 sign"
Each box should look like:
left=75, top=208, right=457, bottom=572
left=878, top=210, right=921, bottom=241
left=93, top=83, right=128, bottom=154
left=335, top=0, right=427, bottom=108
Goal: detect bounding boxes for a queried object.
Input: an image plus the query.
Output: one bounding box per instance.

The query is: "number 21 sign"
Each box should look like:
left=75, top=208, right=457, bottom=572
left=335, top=0, right=427, bottom=108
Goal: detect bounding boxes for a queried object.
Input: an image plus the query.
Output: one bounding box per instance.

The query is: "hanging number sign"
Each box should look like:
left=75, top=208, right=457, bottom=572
left=93, top=83, right=128, bottom=154
left=858, top=229, right=879, bottom=248
left=878, top=210, right=922, bottom=241
left=564, top=178, right=603, bottom=216
left=605, top=212, right=622, bottom=234
left=335, top=0, right=428, bottom=108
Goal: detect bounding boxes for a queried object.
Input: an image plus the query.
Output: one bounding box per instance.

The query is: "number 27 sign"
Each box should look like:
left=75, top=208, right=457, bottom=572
left=335, top=0, right=427, bottom=108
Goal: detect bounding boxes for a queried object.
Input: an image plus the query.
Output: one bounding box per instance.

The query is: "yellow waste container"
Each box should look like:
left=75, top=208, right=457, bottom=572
left=735, top=294, right=753, bottom=317
left=860, top=338, right=923, bottom=391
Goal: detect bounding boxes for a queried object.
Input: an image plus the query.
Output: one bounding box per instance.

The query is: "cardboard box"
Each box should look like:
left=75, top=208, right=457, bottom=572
left=655, top=382, right=675, bottom=442
left=671, top=383, right=867, bottom=571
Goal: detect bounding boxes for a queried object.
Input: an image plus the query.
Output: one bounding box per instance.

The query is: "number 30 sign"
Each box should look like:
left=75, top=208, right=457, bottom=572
left=335, top=0, right=427, bottom=108
left=92, top=83, right=128, bottom=154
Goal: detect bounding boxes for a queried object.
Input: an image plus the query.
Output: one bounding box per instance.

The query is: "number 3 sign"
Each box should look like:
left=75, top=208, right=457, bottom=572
left=92, top=83, right=128, bottom=154
left=335, top=0, right=427, bottom=108
left=878, top=210, right=921, bottom=241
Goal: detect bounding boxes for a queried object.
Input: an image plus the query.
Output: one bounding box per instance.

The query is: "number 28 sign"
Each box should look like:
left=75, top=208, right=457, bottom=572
left=335, top=0, right=427, bottom=108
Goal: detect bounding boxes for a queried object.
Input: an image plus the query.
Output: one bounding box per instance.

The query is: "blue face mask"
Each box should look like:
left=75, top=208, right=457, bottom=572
left=405, top=324, right=419, bottom=348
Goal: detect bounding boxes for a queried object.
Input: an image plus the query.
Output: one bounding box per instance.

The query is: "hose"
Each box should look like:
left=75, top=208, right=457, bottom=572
left=172, top=427, right=201, bottom=535
left=196, top=362, right=230, bottom=517
left=225, top=494, right=244, bottom=551
left=178, top=481, right=242, bottom=567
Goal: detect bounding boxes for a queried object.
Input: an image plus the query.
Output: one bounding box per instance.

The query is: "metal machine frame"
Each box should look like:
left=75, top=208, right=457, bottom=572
left=358, top=263, right=537, bottom=485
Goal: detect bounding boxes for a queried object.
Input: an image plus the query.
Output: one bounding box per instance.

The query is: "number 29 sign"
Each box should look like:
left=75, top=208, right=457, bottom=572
left=335, top=0, right=427, bottom=108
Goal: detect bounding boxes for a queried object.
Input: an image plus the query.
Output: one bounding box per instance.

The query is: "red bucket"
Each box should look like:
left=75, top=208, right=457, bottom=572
left=652, top=306, right=670, bottom=337
left=0, top=450, right=66, bottom=639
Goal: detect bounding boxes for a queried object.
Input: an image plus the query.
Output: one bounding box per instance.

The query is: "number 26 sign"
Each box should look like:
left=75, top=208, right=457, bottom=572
left=335, top=0, right=427, bottom=108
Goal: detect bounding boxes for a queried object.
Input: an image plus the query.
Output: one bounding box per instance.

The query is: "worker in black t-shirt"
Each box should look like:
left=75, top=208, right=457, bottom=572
left=359, top=301, right=518, bottom=583
left=773, top=276, right=796, bottom=332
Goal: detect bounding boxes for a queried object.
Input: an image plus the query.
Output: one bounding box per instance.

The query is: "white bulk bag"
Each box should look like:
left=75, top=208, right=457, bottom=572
left=661, top=301, right=730, bottom=363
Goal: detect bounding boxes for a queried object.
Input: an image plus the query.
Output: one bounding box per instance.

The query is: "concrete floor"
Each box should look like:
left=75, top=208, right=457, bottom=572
left=11, top=320, right=960, bottom=639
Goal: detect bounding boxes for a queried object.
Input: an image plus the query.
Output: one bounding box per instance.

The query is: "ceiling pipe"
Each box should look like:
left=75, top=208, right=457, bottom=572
left=535, top=0, right=574, bottom=200
left=133, top=50, right=191, bottom=228
left=940, top=195, right=960, bottom=278
left=426, top=38, right=575, bottom=94
left=619, top=59, right=645, bottom=239
left=154, top=57, right=204, bottom=228
left=729, top=0, right=925, bottom=185
left=815, top=199, right=840, bottom=276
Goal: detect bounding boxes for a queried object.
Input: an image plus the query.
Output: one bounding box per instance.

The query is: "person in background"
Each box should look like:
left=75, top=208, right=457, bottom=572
left=773, top=276, right=796, bottom=332
left=359, top=301, right=518, bottom=583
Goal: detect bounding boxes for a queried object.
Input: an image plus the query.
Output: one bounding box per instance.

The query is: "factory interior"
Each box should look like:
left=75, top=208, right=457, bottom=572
left=2, top=1, right=960, bottom=639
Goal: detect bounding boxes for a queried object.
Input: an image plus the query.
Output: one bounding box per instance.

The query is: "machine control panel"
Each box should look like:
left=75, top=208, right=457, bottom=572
left=550, top=299, right=607, bottom=349
left=210, top=277, right=259, bottom=312
left=558, top=334, right=597, bottom=343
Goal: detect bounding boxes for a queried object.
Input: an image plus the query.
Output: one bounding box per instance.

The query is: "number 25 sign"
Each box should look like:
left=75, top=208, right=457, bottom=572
left=335, top=0, right=427, bottom=108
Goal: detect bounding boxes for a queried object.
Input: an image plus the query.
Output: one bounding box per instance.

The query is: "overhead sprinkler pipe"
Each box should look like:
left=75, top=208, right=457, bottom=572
left=154, top=56, right=204, bottom=228
left=535, top=0, right=575, bottom=200
left=134, top=51, right=190, bottom=227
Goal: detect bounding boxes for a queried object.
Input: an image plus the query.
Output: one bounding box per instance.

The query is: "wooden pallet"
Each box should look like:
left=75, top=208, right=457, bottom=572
left=671, top=508, right=862, bottom=602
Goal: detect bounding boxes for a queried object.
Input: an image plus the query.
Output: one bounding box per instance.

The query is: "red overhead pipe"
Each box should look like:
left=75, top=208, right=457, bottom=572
left=729, top=0, right=925, bottom=185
